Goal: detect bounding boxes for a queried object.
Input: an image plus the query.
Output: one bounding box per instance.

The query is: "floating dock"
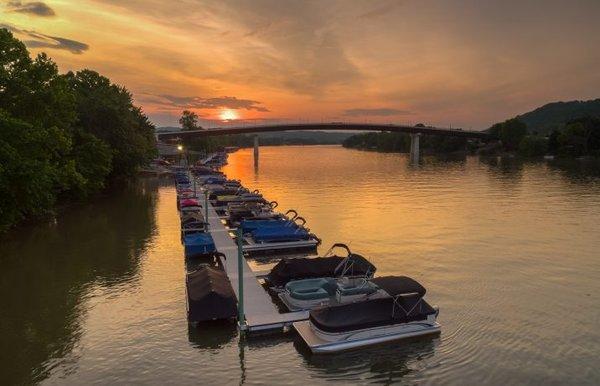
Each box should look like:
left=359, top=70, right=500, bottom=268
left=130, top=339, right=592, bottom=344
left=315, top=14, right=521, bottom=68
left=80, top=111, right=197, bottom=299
left=204, top=195, right=308, bottom=332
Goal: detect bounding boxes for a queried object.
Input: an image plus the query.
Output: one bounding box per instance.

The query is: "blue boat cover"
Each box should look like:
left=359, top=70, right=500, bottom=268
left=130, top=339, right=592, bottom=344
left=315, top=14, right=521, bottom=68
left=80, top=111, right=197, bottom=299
left=251, top=226, right=310, bottom=242
left=240, top=219, right=293, bottom=232
left=204, top=176, right=226, bottom=184
left=184, top=233, right=216, bottom=257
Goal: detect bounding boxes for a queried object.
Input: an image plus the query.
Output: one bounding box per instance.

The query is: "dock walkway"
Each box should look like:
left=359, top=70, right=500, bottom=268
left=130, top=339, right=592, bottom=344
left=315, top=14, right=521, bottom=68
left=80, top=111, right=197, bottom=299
left=204, top=201, right=308, bottom=332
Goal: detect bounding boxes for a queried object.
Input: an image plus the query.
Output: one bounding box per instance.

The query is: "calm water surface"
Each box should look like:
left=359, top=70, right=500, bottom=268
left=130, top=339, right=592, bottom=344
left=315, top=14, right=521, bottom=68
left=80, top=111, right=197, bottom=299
left=1, top=146, right=599, bottom=385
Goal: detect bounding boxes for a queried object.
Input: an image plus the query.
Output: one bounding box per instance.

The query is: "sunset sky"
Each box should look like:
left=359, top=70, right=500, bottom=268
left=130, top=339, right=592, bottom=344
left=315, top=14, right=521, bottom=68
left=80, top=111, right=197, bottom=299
left=2, top=0, right=600, bottom=129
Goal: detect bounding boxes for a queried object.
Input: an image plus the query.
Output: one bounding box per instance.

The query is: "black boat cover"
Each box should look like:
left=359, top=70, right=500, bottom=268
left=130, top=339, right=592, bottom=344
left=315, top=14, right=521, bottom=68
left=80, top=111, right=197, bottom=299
left=186, top=267, right=237, bottom=322
left=309, top=297, right=437, bottom=333
left=265, top=254, right=376, bottom=287
left=371, top=276, right=426, bottom=297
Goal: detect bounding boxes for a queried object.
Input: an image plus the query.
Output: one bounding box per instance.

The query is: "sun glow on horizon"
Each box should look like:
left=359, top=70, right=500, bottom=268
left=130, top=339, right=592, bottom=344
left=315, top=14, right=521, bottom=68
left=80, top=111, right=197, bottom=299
left=220, top=109, right=238, bottom=121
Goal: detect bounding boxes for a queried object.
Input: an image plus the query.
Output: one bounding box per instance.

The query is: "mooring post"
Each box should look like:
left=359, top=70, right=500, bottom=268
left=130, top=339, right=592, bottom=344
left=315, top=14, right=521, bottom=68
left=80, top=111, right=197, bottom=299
left=204, top=190, right=209, bottom=229
left=236, top=227, right=246, bottom=332
left=410, top=133, right=420, bottom=164
left=253, top=134, right=259, bottom=168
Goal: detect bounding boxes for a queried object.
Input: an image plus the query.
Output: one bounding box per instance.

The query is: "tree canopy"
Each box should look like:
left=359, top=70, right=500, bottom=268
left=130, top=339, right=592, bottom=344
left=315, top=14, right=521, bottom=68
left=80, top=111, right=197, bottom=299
left=179, top=110, right=200, bottom=131
left=551, top=117, right=600, bottom=157
left=0, top=28, right=156, bottom=232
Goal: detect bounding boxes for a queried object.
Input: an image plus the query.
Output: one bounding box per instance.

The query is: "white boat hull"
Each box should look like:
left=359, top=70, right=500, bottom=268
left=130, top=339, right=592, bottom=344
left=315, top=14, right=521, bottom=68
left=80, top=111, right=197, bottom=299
left=242, top=238, right=319, bottom=253
left=293, top=318, right=440, bottom=353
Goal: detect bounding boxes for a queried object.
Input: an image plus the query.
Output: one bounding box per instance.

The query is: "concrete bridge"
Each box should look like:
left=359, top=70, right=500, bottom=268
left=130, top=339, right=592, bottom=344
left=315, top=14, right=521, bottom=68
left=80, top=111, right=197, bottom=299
left=157, top=122, right=489, bottom=164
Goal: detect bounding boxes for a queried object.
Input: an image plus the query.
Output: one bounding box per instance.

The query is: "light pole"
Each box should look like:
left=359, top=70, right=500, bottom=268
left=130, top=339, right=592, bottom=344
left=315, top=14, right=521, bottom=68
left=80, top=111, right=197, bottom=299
left=177, top=144, right=186, bottom=166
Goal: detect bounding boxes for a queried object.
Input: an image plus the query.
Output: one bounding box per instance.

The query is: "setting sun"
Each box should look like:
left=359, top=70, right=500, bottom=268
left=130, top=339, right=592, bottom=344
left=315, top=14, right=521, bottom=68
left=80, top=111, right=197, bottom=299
left=220, top=109, right=238, bottom=121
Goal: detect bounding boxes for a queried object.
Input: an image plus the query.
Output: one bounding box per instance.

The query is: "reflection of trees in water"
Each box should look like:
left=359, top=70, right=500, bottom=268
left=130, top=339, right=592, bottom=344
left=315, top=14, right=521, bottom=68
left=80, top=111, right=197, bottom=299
left=480, top=156, right=525, bottom=178
left=0, top=179, right=158, bottom=384
left=481, top=155, right=600, bottom=185
left=548, top=158, right=600, bottom=182
left=421, top=153, right=467, bottom=165
left=295, top=335, right=439, bottom=384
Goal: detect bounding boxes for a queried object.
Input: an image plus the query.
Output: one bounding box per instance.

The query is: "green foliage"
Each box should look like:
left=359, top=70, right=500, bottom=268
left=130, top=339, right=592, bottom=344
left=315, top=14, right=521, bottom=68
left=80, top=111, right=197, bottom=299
left=488, top=99, right=600, bottom=136
left=343, top=132, right=410, bottom=152
left=498, top=118, right=527, bottom=151
left=518, top=135, right=548, bottom=157
left=0, top=28, right=155, bottom=232
left=342, top=131, right=466, bottom=154
left=179, top=110, right=200, bottom=131
left=554, top=117, right=600, bottom=157
left=68, top=70, right=156, bottom=177
left=0, top=113, right=67, bottom=232
left=516, top=99, right=600, bottom=135
left=70, top=129, right=113, bottom=196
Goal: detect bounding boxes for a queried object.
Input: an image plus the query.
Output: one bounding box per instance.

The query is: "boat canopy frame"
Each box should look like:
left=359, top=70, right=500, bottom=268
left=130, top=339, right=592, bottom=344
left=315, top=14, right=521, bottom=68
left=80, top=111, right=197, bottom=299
left=325, top=243, right=376, bottom=279
left=371, top=276, right=427, bottom=317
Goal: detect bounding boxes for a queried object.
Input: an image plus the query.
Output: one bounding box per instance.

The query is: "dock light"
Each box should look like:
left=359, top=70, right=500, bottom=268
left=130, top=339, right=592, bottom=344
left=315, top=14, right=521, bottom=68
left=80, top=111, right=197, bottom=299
left=177, top=144, right=184, bottom=151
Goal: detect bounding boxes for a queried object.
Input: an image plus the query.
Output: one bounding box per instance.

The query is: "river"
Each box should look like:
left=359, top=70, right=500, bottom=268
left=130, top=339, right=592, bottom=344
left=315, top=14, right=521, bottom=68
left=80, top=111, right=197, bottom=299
left=1, top=145, right=599, bottom=385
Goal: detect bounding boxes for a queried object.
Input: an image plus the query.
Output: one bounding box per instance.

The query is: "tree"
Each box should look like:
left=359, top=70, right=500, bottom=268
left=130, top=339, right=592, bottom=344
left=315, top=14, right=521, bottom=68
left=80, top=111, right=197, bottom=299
left=487, top=122, right=503, bottom=138
left=499, top=118, right=527, bottom=151
left=0, top=112, right=71, bottom=231
left=70, top=129, right=112, bottom=196
left=0, top=28, right=157, bottom=231
left=179, top=110, right=200, bottom=131
left=68, top=69, right=156, bottom=178
left=0, top=31, right=75, bottom=130
left=556, top=117, right=600, bottom=157
left=518, top=135, right=548, bottom=157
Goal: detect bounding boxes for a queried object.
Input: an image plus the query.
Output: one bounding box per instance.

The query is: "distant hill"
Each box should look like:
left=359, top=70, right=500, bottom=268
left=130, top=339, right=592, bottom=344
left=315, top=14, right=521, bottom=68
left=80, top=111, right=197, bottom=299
left=512, top=99, right=600, bottom=135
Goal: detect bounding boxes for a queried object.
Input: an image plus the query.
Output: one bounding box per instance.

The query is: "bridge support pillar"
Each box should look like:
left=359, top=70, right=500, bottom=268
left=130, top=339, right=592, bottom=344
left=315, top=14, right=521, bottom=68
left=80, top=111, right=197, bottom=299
left=410, top=133, right=420, bottom=164
left=253, top=135, right=259, bottom=167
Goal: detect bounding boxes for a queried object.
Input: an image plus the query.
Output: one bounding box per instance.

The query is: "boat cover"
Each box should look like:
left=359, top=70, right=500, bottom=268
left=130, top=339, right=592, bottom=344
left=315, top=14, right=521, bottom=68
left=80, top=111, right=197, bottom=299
left=184, top=233, right=216, bottom=257
left=371, top=276, right=426, bottom=297
left=204, top=176, right=226, bottom=184
left=309, top=297, right=436, bottom=333
left=182, top=221, right=206, bottom=231
left=240, top=219, right=293, bottom=232
left=266, top=254, right=376, bottom=287
left=251, top=227, right=309, bottom=242
left=186, top=267, right=237, bottom=322
left=180, top=198, right=200, bottom=208
left=208, top=189, right=239, bottom=199
left=181, top=212, right=204, bottom=224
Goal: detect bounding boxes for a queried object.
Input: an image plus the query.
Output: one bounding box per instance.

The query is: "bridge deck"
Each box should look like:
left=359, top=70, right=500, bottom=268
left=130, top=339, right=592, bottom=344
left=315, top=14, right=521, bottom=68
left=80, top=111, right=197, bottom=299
left=159, top=122, right=489, bottom=141
left=204, top=198, right=308, bottom=332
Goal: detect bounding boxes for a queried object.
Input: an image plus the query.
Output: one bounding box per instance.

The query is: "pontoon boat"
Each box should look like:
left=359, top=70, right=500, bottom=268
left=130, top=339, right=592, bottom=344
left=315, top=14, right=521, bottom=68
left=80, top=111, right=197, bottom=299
left=293, top=276, right=440, bottom=353
left=265, top=244, right=376, bottom=289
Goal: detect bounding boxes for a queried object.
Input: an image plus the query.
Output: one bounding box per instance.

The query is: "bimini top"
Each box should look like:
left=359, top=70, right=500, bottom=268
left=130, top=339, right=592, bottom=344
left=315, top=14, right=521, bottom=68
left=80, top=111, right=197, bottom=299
left=371, top=276, right=426, bottom=297
left=186, top=267, right=237, bottom=322
left=266, top=253, right=376, bottom=287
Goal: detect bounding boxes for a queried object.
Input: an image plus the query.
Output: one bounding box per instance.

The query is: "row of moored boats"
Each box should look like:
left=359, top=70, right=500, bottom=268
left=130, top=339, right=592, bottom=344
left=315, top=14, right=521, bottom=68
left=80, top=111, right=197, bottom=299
left=174, top=160, right=440, bottom=354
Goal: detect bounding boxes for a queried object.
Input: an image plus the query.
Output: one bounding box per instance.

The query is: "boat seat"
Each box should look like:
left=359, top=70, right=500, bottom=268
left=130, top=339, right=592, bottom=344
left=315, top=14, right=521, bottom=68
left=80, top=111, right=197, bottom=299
left=290, top=287, right=329, bottom=300
left=337, top=280, right=379, bottom=296
left=286, top=278, right=335, bottom=300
